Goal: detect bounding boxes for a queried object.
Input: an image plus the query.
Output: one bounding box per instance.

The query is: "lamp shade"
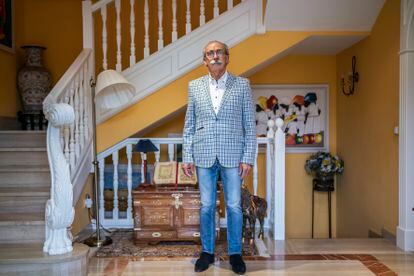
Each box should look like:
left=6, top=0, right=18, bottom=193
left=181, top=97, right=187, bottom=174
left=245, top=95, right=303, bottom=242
left=95, top=69, right=136, bottom=109
left=135, top=139, right=159, bottom=153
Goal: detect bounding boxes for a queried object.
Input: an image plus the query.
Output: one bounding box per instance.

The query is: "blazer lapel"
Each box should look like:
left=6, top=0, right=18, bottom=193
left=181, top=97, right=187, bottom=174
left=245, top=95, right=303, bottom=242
left=202, top=75, right=216, bottom=117
left=217, top=73, right=235, bottom=117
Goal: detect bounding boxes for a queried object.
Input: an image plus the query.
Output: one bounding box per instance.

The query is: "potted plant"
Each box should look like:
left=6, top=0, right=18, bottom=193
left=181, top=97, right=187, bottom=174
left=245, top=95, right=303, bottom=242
left=305, top=151, right=344, bottom=191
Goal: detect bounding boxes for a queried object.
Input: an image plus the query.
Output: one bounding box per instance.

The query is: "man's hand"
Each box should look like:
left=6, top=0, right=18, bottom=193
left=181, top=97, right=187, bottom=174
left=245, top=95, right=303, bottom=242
left=182, top=163, right=195, bottom=178
left=239, top=163, right=252, bottom=180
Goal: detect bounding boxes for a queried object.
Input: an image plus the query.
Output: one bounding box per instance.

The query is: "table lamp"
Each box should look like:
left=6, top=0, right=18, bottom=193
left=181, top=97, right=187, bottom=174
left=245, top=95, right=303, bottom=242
left=135, top=139, right=158, bottom=188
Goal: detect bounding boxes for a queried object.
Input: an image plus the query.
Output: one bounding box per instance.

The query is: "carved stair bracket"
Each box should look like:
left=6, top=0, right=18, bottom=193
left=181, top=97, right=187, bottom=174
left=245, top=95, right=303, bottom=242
left=43, top=103, right=75, bottom=255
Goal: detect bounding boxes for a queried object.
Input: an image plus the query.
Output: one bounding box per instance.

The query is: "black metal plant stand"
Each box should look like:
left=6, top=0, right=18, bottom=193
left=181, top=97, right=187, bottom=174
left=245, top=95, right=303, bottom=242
left=311, top=178, right=334, bottom=239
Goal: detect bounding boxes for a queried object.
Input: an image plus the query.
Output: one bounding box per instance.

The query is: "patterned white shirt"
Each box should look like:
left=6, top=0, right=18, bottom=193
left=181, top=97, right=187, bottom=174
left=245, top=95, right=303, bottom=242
left=208, top=71, right=228, bottom=114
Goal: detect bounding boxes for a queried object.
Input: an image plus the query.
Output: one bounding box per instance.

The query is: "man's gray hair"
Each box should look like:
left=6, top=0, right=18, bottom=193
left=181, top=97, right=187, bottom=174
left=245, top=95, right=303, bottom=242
left=202, top=40, right=229, bottom=57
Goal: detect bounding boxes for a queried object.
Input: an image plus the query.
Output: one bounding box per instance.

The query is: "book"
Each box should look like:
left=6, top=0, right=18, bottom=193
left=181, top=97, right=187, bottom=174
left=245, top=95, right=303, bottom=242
left=153, top=161, right=197, bottom=185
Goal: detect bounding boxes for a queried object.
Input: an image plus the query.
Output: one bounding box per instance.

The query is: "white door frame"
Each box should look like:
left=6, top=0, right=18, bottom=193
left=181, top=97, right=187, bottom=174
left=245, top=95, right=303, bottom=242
left=397, top=0, right=414, bottom=251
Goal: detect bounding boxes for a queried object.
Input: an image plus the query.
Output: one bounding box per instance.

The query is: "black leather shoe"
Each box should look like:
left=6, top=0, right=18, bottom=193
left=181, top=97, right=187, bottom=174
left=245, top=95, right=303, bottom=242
left=229, top=254, right=246, bottom=275
left=194, top=252, right=215, bottom=272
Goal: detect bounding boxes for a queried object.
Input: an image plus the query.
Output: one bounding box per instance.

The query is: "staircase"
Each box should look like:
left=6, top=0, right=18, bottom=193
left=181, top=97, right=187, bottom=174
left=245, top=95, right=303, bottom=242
left=0, top=131, right=89, bottom=275
left=0, top=131, right=49, bottom=244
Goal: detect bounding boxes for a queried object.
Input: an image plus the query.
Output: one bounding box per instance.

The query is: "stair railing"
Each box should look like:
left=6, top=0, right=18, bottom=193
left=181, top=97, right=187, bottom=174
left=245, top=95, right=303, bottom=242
left=42, top=49, right=95, bottom=254
left=96, top=119, right=286, bottom=240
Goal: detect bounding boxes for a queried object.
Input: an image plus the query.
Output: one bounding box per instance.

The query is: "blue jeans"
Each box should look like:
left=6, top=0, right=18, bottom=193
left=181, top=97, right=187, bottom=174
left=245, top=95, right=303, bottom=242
left=196, top=159, right=242, bottom=255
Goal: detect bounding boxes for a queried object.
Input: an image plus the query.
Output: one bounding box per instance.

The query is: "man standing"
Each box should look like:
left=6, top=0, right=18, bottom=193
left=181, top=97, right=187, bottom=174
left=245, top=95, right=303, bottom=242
left=182, top=41, right=256, bottom=274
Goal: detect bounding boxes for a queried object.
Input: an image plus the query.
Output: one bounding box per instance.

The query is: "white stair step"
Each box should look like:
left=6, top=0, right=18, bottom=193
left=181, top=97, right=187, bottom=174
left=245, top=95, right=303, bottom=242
left=0, top=243, right=89, bottom=275
left=0, top=213, right=45, bottom=244
left=0, top=148, right=48, bottom=166
left=0, top=131, right=46, bottom=148
left=0, top=187, right=50, bottom=197
left=0, top=196, right=48, bottom=213
left=0, top=165, right=50, bottom=187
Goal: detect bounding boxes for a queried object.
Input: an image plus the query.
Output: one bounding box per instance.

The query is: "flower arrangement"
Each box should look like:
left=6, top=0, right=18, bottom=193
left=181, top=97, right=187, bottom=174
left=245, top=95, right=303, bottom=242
left=305, top=151, right=344, bottom=179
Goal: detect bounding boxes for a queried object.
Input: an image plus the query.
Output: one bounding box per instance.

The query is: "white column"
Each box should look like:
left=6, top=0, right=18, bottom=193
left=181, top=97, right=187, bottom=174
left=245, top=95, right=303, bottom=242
left=266, top=120, right=275, bottom=227
left=144, top=0, right=150, bottom=57
left=199, top=0, right=205, bottom=26
left=227, top=0, right=233, bottom=10
left=126, top=144, right=133, bottom=222
left=185, top=0, right=191, bottom=34
left=157, top=0, right=164, bottom=50
left=172, top=0, right=178, bottom=42
left=112, top=151, right=119, bottom=219
left=273, top=118, right=285, bottom=240
left=168, top=143, right=174, bottom=161
left=129, top=0, right=136, bottom=66
left=253, top=142, right=258, bottom=195
left=140, top=152, right=146, bottom=183
left=98, top=158, right=105, bottom=223
left=397, top=0, right=414, bottom=251
left=101, top=6, right=108, bottom=70
left=82, top=1, right=94, bottom=50
left=154, top=143, right=160, bottom=162
left=214, top=0, right=219, bottom=18
left=115, top=0, right=122, bottom=71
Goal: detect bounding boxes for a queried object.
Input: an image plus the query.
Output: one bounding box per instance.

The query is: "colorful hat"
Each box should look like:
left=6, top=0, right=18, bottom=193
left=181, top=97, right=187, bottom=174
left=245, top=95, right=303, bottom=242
left=267, top=95, right=278, bottom=109
left=291, top=95, right=305, bottom=106
left=304, top=92, right=317, bottom=103
left=257, top=96, right=268, bottom=111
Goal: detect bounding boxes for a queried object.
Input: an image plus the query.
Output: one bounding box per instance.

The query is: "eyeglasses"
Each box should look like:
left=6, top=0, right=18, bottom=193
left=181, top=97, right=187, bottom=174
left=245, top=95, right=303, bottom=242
left=204, top=48, right=227, bottom=59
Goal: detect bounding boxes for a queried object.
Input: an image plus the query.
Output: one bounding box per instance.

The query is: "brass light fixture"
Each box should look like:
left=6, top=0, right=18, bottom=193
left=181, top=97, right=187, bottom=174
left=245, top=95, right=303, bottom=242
left=341, top=56, right=359, bottom=96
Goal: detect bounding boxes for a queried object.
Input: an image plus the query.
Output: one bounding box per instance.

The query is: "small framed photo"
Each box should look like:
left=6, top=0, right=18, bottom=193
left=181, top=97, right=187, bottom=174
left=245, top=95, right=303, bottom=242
left=252, top=84, right=329, bottom=153
left=0, top=0, right=14, bottom=53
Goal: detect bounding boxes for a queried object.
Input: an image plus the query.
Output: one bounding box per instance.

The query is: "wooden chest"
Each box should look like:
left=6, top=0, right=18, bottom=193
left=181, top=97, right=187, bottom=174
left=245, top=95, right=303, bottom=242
left=132, top=185, right=220, bottom=244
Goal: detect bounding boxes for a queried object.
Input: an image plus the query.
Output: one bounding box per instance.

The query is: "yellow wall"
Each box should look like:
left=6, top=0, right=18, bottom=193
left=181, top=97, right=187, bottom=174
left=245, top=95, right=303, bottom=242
left=138, top=54, right=338, bottom=238
left=336, top=0, right=399, bottom=237
left=0, top=50, right=19, bottom=117
left=72, top=174, right=94, bottom=236
left=0, top=0, right=83, bottom=118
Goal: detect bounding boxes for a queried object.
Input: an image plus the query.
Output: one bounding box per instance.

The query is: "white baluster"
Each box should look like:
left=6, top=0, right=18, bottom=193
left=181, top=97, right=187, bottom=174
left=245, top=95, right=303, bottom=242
left=68, top=86, right=76, bottom=172
left=266, top=120, right=275, bottom=226
left=112, top=151, right=119, bottom=219
left=129, top=0, right=136, bottom=66
left=98, top=158, right=105, bottom=222
left=63, top=91, right=70, bottom=164
left=171, top=0, right=178, bottom=42
left=115, top=0, right=122, bottom=71
left=168, top=143, right=174, bottom=161
left=126, top=144, right=133, bottom=221
left=140, top=152, right=146, bottom=183
left=154, top=143, right=160, bottom=162
left=101, top=6, right=108, bottom=70
left=227, top=0, right=233, bottom=9
left=74, top=73, right=80, bottom=163
left=253, top=142, right=258, bottom=195
left=186, top=0, right=191, bottom=34
left=144, top=0, right=150, bottom=58
left=199, top=0, right=205, bottom=25
left=214, top=0, right=219, bottom=18
left=78, top=65, right=85, bottom=151
left=157, top=0, right=164, bottom=50
left=273, top=118, right=285, bottom=240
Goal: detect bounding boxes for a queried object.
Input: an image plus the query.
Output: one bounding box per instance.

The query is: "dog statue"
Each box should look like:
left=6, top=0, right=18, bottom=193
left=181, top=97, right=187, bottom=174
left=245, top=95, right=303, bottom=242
left=241, top=185, right=267, bottom=240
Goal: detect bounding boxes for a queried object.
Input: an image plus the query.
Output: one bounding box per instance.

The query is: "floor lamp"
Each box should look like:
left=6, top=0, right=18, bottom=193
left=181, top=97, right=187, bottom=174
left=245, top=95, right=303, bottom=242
left=84, top=69, right=136, bottom=247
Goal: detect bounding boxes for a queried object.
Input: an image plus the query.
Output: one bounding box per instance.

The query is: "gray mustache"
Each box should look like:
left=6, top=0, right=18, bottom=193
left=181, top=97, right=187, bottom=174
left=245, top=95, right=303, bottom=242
left=209, top=60, right=222, bottom=65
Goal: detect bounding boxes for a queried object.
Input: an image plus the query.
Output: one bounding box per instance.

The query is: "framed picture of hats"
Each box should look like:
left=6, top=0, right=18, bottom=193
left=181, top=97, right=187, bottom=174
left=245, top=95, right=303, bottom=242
left=251, top=84, right=329, bottom=153
left=0, top=0, right=14, bottom=53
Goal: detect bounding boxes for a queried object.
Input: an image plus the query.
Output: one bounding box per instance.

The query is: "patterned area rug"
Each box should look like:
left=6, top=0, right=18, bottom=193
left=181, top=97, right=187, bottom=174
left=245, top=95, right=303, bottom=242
left=96, top=229, right=258, bottom=258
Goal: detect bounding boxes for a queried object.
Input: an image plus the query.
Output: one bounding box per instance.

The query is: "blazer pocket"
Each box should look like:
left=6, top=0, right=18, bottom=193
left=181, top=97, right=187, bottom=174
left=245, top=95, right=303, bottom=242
left=196, top=126, right=204, bottom=131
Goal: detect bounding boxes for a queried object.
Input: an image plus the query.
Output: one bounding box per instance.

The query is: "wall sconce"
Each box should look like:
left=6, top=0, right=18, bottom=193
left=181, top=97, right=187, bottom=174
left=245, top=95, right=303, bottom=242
left=341, top=56, right=359, bottom=96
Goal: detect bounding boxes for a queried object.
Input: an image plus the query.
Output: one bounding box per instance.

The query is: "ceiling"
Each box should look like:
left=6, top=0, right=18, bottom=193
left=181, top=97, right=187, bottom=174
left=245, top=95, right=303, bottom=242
left=264, top=0, right=385, bottom=55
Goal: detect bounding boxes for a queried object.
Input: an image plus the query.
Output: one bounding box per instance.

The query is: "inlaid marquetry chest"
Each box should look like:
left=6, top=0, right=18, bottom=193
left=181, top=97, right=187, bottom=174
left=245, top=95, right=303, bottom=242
left=132, top=185, right=220, bottom=244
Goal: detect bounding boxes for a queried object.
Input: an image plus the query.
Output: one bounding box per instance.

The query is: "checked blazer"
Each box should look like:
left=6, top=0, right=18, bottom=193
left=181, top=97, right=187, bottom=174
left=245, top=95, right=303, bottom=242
left=183, top=73, right=257, bottom=168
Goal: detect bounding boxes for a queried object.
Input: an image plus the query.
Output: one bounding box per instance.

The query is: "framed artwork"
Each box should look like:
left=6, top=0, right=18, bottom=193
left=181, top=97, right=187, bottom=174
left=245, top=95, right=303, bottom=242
left=0, top=0, right=14, bottom=53
left=252, top=84, right=329, bottom=153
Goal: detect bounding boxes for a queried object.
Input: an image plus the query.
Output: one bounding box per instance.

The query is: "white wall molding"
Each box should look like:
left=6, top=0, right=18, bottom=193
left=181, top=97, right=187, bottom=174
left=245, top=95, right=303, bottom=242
left=397, top=0, right=414, bottom=251
left=96, top=0, right=264, bottom=123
